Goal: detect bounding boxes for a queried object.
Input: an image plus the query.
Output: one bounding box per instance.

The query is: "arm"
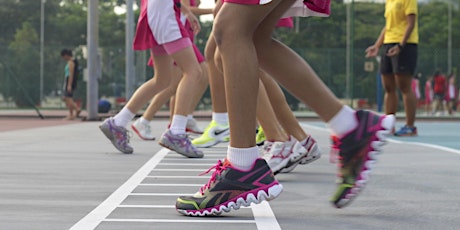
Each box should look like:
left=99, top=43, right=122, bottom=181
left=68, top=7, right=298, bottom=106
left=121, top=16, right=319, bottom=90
left=180, top=0, right=201, bottom=34
left=67, top=60, right=75, bottom=92
left=365, top=26, right=385, bottom=58
left=181, top=0, right=213, bottom=15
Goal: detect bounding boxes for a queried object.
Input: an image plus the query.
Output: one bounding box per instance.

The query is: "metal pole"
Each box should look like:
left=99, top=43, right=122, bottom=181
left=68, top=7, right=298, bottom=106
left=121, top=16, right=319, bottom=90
left=448, top=1, right=452, bottom=73
left=346, top=2, right=351, bottom=102
left=40, top=0, right=45, bottom=103
left=87, top=0, right=99, bottom=120
left=126, top=0, right=135, bottom=99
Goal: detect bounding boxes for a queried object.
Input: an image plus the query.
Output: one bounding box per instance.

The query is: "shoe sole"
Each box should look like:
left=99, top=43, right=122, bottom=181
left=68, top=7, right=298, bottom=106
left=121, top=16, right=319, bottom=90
left=177, top=183, right=283, bottom=216
left=280, top=147, right=321, bottom=173
left=159, top=139, right=204, bottom=158
left=131, top=125, right=156, bottom=141
left=99, top=124, right=133, bottom=154
left=332, top=114, right=395, bottom=208
left=193, top=134, right=230, bottom=148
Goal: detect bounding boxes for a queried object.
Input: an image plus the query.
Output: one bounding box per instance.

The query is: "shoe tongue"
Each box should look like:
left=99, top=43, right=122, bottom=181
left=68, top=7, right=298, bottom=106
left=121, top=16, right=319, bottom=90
left=222, top=159, right=232, bottom=167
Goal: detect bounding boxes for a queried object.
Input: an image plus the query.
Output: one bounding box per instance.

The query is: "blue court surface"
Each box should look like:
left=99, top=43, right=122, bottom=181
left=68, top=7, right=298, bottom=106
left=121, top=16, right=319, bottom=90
left=0, top=119, right=459, bottom=230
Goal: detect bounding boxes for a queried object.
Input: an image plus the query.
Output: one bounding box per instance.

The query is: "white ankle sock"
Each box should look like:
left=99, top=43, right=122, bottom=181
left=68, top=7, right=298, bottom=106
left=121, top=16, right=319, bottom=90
left=113, top=107, right=135, bottom=127
left=170, top=115, right=187, bottom=135
left=187, top=114, right=193, bottom=121
left=213, top=112, right=228, bottom=126
left=327, top=106, right=358, bottom=138
left=139, top=117, right=150, bottom=126
left=227, top=146, right=259, bottom=171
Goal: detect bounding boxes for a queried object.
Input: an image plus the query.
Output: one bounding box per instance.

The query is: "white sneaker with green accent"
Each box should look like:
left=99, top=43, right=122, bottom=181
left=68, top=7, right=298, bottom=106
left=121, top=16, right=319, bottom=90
left=192, top=120, right=230, bottom=148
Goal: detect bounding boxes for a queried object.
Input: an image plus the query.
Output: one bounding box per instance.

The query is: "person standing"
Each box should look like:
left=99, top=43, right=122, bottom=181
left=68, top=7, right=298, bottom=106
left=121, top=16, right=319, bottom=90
left=424, top=75, right=434, bottom=115
left=446, top=73, right=457, bottom=115
left=432, top=70, right=447, bottom=116
left=366, top=0, right=419, bottom=136
left=60, top=49, right=81, bottom=120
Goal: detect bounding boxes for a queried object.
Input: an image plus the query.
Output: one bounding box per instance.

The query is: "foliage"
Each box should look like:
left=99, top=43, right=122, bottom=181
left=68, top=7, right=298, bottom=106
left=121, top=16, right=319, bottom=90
left=0, top=0, right=459, bottom=108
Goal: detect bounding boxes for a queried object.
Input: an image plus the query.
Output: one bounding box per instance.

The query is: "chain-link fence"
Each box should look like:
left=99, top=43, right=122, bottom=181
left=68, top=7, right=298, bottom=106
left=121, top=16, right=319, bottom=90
left=1, top=45, right=459, bottom=111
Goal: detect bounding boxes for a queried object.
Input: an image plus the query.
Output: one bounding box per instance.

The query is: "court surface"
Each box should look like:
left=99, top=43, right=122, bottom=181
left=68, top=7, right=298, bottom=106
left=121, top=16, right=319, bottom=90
left=0, top=118, right=459, bottom=230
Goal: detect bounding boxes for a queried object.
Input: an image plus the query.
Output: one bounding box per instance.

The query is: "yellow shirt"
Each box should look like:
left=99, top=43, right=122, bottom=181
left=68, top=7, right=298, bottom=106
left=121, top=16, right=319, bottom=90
left=384, top=0, right=419, bottom=44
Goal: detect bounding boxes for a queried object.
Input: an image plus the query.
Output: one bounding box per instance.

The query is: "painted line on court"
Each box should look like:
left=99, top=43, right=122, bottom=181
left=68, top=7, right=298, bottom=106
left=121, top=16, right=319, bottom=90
left=138, top=183, right=203, bottom=186
left=103, top=219, right=256, bottom=223
left=251, top=201, right=282, bottom=230
left=70, top=147, right=282, bottom=230
left=146, top=175, right=209, bottom=179
left=300, top=123, right=460, bottom=156
left=69, top=148, right=169, bottom=230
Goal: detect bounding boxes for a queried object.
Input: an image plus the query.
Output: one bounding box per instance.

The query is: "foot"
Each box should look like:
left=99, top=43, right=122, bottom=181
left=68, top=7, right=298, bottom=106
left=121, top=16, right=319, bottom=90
left=131, top=119, right=156, bottom=140
left=99, top=117, right=133, bottom=154
left=159, top=129, right=203, bottom=158
left=394, top=125, right=417, bottom=137
left=192, top=120, right=230, bottom=148
left=279, top=136, right=321, bottom=173
left=186, top=118, right=204, bottom=134
left=330, top=110, right=395, bottom=208
left=175, top=159, right=283, bottom=216
left=255, top=126, right=266, bottom=146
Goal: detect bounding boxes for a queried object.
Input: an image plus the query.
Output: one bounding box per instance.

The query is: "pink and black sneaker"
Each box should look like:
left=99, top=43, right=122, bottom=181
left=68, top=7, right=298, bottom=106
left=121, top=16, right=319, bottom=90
left=175, top=158, right=283, bottom=216
left=330, top=110, right=395, bottom=208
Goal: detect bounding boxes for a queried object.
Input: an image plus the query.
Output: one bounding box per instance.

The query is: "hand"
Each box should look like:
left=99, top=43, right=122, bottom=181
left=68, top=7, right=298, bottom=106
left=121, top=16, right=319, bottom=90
left=185, top=13, right=201, bottom=35
left=386, top=44, right=401, bottom=57
left=365, top=45, right=379, bottom=58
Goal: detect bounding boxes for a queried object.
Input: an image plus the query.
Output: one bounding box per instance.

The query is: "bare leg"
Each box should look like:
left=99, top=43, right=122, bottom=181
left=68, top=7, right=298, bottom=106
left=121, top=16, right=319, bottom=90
left=143, top=65, right=182, bottom=121
left=214, top=2, right=280, bottom=148
left=396, top=74, right=416, bottom=126
left=207, top=37, right=227, bottom=113
left=256, top=75, right=289, bottom=142
left=381, top=74, right=398, bottom=115
left=259, top=70, right=308, bottom=141
left=124, top=54, right=173, bottom=113
left=172, top=48, right=206, bottom=117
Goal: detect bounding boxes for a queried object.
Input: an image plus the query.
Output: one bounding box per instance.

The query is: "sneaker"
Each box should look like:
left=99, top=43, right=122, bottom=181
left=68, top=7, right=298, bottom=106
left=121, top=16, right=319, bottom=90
left=175, top=159, right=283, bottom=216
left=159, top=129, right=204, bottom=158
left=261, top=140, right=295, bottom=174
left=192, top=120, right=230, bottom=148
left=330, top=110, right=395, bottom=208
left=99, top=117, right=133, bottom=154
left=131, top=119, right=156, bottom=140
left=279, top=136, right=321, bottom=173
left=256, top=126, right=266, bottom=146
left=394, top=125, right=417, bottom=137
left=186, top=118, right=204, bottom=134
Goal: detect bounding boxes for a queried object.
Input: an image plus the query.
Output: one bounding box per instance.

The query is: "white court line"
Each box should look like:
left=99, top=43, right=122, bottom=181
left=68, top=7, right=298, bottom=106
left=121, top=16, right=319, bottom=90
left=118, top=205, right=175, bottom=208
left=251, top=201, right=282, bottom=230
left=70, top=147, right=281, bottom=230
left=103, top=219, right=256, bottom=224
left=146, top=175, right=209, bottom=179
left=152, top=169, right=204, bottom=172
left=139, top=183, right=203, bottom=186
left=129, top=193, right=194, bottom=196
left=300, top=123, right=460, bottom=156
left=158, top=163, right=214, bottom=166
left=69, top=148, right=169, bottom=230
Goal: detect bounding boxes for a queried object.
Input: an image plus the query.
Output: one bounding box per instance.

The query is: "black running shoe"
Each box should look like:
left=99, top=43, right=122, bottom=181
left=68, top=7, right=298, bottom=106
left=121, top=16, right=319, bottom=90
left=176, top=158, right=283, bottom=216
left=330, top=110, right=395, bottom=208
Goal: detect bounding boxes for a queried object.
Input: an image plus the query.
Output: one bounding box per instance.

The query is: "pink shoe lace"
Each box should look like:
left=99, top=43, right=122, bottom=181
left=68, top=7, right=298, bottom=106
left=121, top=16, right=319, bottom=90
left=198, top=160, right=230, bottom=195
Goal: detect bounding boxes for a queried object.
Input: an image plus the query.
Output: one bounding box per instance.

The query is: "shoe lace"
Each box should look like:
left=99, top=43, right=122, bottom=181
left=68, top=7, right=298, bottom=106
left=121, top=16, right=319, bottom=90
left=117, top=128, right=131, bottom=146
left=199, top=160, right=227, bottom=195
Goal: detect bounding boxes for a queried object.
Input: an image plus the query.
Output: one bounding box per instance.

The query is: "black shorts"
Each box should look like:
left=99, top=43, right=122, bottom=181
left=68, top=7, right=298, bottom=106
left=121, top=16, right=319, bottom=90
left=63, top=78, right=75, bottom=98
left=380, top=43, right=417, bottom=75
